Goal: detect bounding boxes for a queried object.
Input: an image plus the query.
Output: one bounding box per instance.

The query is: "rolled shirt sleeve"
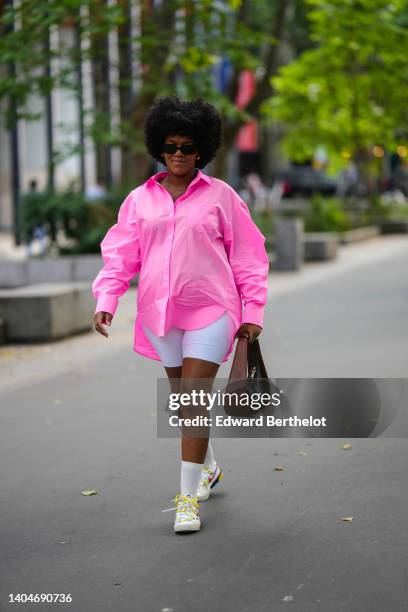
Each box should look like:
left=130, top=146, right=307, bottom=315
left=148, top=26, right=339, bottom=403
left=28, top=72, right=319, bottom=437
left=223, top=189, right=269, bottom=328
left=92, top=190, right=141, bottom=317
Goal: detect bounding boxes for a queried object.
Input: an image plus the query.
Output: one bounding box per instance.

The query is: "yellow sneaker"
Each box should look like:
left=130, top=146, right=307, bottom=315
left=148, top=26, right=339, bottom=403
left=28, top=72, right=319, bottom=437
left=173, top=493, right=201, bottom=532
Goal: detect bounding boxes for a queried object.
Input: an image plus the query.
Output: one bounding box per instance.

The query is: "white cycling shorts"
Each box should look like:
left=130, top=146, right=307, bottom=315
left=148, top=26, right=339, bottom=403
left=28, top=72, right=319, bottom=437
left=142, top=311, right=235, bottom=367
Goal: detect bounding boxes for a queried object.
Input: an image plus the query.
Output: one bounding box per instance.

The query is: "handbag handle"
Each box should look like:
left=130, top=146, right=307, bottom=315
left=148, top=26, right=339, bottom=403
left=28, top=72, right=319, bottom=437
left=227, top=334, right=249, bottom=382
left=248, top=337, right=269, bottom=380
left=227, top=334, right=269, bottom=382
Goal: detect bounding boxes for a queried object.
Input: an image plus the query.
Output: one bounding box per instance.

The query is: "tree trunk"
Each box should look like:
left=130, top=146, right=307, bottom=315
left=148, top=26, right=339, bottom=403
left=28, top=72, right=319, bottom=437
left=118, top=0, right=136, bottom=187
left=120, top=0, right=178, bottom=186
left=90, top=0, right=112, bottom=189
left=214, top=121, right=242, bottom=180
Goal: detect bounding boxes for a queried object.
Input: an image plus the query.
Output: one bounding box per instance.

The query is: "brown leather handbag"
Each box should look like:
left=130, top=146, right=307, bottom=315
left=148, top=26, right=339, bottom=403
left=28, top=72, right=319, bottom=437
left=223, top=334, right=274, bottom=417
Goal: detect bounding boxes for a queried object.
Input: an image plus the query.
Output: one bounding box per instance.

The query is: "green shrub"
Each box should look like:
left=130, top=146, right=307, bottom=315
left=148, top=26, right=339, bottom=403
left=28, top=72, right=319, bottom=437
left=386, top=203, right=408, bottom=219
left=21, top=190, right=59, bottom=243
left=359, top=195, right=392, bottom=225
left=303, top=195, right=351, bottom=233
left=362, top=197, right=408, bottom=224
left=21, top=188, right=128, bottom=255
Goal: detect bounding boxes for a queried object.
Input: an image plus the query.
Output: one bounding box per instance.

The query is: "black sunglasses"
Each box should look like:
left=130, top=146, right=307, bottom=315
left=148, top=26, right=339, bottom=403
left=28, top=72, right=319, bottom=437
left=162, top=143, right=197, bottom=155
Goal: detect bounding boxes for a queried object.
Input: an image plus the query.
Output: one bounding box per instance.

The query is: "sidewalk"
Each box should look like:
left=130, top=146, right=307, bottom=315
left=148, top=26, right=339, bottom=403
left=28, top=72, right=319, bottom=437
left=266, top=233, right=408, bottom=299
left=0, top=230, right=28, bottom=260
left=1, top=234, right=407, bottom=395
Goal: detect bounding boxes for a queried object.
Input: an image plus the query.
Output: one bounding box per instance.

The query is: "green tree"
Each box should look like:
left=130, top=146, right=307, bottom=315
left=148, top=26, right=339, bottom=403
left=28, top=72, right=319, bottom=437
left=0, top=0, right=125, bottom=189
left=261, top=0, right=408, bottom=198
left=1, top=0, right=295, bottom=187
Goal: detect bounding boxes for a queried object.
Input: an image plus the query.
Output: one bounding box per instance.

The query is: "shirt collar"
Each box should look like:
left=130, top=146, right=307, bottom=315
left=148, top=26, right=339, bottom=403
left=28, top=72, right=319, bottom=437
left=145, top=167, right=212, bottom=188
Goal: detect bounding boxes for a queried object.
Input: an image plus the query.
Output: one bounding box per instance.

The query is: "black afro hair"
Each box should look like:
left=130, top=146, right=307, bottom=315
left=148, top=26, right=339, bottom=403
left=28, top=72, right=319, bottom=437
left=143, top=95, right=222, bottom=169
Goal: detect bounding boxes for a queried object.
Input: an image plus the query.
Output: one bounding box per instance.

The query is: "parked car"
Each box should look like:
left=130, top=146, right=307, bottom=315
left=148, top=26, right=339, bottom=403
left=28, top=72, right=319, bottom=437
left=272, top=164, right=338, bottom=198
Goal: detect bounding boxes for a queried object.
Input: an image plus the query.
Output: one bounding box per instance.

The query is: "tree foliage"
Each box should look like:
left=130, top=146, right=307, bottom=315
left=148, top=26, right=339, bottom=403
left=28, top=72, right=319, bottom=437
left=262, top=0, right=408, bottom=176
left=0, top=0, right=290, bottom=183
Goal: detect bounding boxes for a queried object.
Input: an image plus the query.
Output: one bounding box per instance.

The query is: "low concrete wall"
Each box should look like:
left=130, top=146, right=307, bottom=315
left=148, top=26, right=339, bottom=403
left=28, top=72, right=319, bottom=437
left=28, top=258, right=73, bottom=283
left=0, top=260, right=29, bottom=288
left=0, top=255, right=139, bottom=288
left=380, top=220, right=408, bottom=234
left=273, top=217, right=304, bottom=271
left=72, top=255, right=105, bottom=281
left=339, top=225, right=380, bottom=244
left=303, top=233, right=339, bottom=261
left=0, top=282, right=94, bottom=342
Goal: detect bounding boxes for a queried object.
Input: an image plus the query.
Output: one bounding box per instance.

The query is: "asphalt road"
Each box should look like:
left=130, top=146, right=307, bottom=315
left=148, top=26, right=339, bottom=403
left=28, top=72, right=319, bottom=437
left=1, top=236, right=407, bottom=612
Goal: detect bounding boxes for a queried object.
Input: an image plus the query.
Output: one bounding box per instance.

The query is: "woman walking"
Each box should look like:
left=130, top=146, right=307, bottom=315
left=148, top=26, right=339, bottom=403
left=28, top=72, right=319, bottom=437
left=92, top=96, right=269, bottom=533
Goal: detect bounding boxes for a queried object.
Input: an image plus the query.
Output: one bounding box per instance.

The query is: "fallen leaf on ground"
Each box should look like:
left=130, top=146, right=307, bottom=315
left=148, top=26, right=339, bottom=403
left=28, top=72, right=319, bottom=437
left=81, top=490, right=98, bottom=496
left=297, top=451, right=307, bottom=456
left=341, top=516, right=354, bottom=522
left=274, top=466, right=285, bottom=471
left=341, top=443, right=352, bottom=450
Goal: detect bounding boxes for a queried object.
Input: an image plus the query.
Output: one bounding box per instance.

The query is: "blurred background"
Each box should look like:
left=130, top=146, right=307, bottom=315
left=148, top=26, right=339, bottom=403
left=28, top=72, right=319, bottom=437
left=1, top=0, right=408, bottom=258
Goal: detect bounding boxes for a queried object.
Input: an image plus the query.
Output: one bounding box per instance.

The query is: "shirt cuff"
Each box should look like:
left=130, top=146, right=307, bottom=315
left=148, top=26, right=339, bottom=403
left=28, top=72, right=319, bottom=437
left=94, top=294, right=119, bottom=316
left=242, top=302, right=264, bottom=328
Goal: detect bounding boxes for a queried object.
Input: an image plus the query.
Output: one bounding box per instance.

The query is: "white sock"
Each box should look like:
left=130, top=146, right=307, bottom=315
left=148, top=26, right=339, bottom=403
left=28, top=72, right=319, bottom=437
left=180, top=460, right=203, bottom=498
left=204, top=440, right=216, bottom=471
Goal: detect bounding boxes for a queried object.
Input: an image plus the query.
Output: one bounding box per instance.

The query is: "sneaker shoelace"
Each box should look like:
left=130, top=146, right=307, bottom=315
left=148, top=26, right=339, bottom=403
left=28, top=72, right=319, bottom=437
left=173, top=494, right=199, bottom=521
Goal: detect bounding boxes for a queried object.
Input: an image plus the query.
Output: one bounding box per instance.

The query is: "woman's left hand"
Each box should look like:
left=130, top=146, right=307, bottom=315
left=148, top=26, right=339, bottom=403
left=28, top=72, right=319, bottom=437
left=235, top=322, right=262, bottom=343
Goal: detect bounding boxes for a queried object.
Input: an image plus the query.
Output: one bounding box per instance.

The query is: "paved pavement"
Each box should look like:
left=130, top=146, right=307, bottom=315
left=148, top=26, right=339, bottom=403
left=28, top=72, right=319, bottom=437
left=1, top=235, right=408, bottom=611
left=0, top=230, right=29, bottom=260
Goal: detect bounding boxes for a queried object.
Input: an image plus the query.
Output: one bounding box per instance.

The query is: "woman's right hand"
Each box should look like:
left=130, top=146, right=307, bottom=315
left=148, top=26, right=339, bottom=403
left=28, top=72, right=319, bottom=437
left=93, top=311, right=113, bottom=337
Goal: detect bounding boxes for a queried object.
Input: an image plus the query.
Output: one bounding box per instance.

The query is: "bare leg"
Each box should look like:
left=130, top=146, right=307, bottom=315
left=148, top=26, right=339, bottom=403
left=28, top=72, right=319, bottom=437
left=179, top=357, right=220, bottom=464
left=164, top=360, right=219, bottom=464
left=164, top=365, right=182, bottom=395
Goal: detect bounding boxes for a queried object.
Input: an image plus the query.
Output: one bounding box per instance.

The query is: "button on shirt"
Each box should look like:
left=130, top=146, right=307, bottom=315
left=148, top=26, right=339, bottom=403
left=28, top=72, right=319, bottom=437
left=92, top=168, right=270, bottom=363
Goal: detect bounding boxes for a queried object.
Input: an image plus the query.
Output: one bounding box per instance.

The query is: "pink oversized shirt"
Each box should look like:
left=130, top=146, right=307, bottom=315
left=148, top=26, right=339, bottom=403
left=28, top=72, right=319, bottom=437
left=92, top=168, right=269, bottom=363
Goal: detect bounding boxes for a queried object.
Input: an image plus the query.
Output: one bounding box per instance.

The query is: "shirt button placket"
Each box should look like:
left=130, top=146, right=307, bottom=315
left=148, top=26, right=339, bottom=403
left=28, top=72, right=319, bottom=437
left=164, top=232, right=172, bottom=278
left=160, top=224, right=173, bottom=334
